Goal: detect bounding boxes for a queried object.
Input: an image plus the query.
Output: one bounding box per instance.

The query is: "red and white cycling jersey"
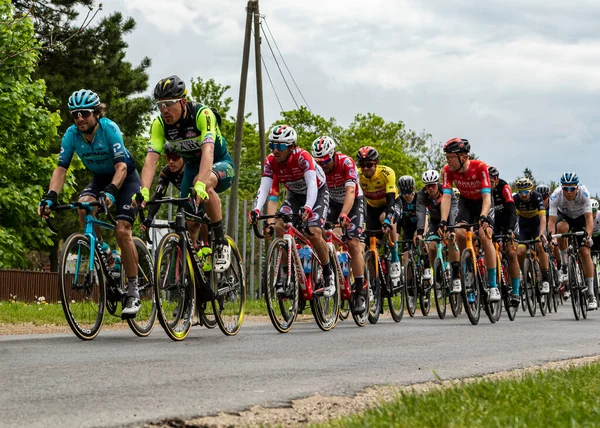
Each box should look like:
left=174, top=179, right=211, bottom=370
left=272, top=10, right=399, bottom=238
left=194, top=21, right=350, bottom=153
left=442, top=159, right=491, bottom=201
left=263, top=148, right=325, bottom=194
left=325, top=153, right=363, bottom=204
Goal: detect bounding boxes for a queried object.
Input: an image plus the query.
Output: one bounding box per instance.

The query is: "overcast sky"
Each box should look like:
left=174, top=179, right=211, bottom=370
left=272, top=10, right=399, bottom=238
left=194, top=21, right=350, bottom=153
left=99, top=0, right=600, bottom=192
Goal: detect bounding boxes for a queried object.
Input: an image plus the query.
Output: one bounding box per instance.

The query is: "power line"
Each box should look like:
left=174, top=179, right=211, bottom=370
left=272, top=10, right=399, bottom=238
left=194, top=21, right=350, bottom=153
left=252, top=25, right=284, bottom=112
left=260, top=21, right=299, bottom=110
left=262, top=17, right=312, bottom=112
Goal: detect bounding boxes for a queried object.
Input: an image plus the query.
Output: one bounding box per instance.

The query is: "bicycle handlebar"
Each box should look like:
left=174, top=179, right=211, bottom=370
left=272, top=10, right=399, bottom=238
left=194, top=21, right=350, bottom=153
left=251, top=213, right=310, bottom=239
left=44, top=196, right=116, bottom=233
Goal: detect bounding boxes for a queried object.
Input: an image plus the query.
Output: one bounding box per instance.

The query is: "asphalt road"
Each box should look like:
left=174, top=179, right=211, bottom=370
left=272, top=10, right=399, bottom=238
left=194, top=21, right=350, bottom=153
left=1, top=303, right=600, bottom=428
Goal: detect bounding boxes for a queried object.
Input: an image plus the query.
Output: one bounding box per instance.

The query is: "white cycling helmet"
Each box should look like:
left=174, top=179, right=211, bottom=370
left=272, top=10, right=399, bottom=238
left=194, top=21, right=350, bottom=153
left=311, top=136, right=336, bottom=159
left=592, top=199, right=599, bottom=210
left=422, top=169, right=440, bottom=185
left=268, top=124, right=297, bottom=145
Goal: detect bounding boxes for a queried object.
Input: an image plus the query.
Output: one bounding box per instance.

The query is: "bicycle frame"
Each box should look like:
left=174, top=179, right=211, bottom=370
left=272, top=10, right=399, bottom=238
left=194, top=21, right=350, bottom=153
left=325, top=229, right=352, bottom=301
left=282, top=221, right=318, bottom=301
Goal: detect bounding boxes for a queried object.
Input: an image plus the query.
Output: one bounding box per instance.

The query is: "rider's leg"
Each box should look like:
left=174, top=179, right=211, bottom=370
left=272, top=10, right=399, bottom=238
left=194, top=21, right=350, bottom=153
left=537, top=241, right=550, bottom=292
left=479, top=225, right=497, bottom=287
left=506, top=242, right=520, bottom=295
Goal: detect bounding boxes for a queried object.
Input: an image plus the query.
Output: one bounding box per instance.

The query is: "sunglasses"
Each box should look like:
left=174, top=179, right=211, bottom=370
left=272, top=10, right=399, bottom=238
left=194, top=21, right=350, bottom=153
left=71, top=109, right=94, bottom=120
left=518, top=190, right=531, bottom=196
left=156, top=99, right=181, bottom=109
left=316, top=156, right=333, bottom=165
left=425, top=183, right=438, bottom=188
left=359, top=162, right=376, bottom=169
left=166, top=153, right=181, bottom=161
left=269, top=142, right=291, bottom=151
left=401, top=189, right=414, bottom=195
left=562, top=186, right=577, bottom=192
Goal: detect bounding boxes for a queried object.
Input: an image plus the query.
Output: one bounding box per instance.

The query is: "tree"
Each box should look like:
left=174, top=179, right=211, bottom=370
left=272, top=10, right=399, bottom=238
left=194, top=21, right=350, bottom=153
left=0, top=0, right=62, bottom=268
left=522, top=167, right=536, bottom=186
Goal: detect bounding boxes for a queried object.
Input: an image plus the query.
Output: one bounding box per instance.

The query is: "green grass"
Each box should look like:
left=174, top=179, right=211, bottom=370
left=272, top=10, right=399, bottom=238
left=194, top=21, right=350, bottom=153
left=317, top=362, right=600, bottom=427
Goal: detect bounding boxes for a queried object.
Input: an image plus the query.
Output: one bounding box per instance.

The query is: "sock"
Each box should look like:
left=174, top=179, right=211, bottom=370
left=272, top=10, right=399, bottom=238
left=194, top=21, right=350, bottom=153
left=586, top=277, right=594, bottom=296
left=512, top=277, right=520, bottom=295
left=391, top=242, right=399, bottom=263
left=127, top=276, right=139, bottom=298
left=542, top=269, right=549, bottom=282
left=451, top=261, right=460, bottom=279
left=560, top=250, right=568, bottom=268
left=323, top=261, right=332, bottom=277
left=211, top=220, right=227, bottom=246
left=488, top=268, right=497, bottom=288
left=354, top=277, right=364, bottom=294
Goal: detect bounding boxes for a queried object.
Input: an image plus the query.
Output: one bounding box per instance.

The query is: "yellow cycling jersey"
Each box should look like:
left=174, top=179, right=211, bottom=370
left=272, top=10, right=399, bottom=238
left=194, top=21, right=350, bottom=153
left=358, top=165, right=397, bottom=207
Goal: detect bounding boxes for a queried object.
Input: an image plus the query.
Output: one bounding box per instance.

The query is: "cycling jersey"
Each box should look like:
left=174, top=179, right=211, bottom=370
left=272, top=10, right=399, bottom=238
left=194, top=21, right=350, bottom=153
left=358, top=165, right=397, bottom=208
left=593, top=211, right=600, bottom=236
left=253, top=147, right=325, bottom=212
left=514, top=191, right=545, bottom=219
left=323, top=152, right=362, bottom=204
left=397, top=194, right=417, bottom=228
left=549, top=185, right=592, bottom=218
left=147, top=165, right=184, bottom=219
left=492, top=178, right=516, bottom=230
left=416, top=184, right=458, bottom=233
left=147, top=102, right=229, bottom=163
left=442, top=159, right=491, bottom=201
left=58, top=117, right=136, bottom=175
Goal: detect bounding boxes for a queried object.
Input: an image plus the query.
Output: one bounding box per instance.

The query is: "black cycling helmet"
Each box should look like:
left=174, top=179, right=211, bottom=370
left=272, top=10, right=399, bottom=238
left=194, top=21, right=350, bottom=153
left=153, top=75, right=187, bottom=99
left=356, top=146, right=379, bottom=162
left=163, top=142, right=178, bottom=156
left=443, top=137, right=470, bottom=154
left=397, top=175, right=415, bottom=193
left=536, top=184, right=550, bottom=197
left=488, top=166, right=499, bottom=178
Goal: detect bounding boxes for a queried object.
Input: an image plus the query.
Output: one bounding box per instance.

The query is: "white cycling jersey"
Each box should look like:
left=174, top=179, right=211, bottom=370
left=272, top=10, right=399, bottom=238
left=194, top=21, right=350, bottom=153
left=593, top=211, right=600, bottom=236
left=549, top=185, right=592, bottom=219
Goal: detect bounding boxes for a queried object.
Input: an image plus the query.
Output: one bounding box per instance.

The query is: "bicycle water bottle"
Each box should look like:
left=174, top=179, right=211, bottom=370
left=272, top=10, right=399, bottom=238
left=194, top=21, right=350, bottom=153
left=198, top=246, right=212, bottom=272
left=111, top=249, right=121, bottom=278
left=100, top=241, right=114, bottom=266
left=299, top=245, right=312, bottom=274
left=338, top=251, right=349, bottom=277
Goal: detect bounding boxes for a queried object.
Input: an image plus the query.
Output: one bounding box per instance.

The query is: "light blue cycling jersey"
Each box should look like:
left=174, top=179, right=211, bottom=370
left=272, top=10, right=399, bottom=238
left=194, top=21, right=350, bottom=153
left=58, top=117, right=136, bottom=175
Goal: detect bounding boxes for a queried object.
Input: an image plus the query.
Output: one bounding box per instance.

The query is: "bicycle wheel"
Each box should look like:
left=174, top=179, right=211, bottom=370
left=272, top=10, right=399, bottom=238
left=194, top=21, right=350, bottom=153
left=432, top=258, right=447, bottom=319
left=500, top=259, right=516, bottom=321
left=594, top=263, right=600, bottom=310
left=387, top=269, right=405, bottom=323
left=263, top=238, right=298, bottom=333
left=419, top=275, right=432, bottom=317
left=449, top=270, right=462, bottom=317
left=154, top=233, right=196, bottom=341
left=523, top=258, right=537, bottom=317
left=351, top=279, right=369, bottom=327
left=126, top=237, right=157, bottom=337
left=339, top=299, right=350, bottom=320
left=404, top=258, right=418, bottom=317
left=579, top=263, right=588, bottom=320
left=535, top=261, right=547, bottom=317
left=365, top=250, right=381, bottom=324
left=310, top=243, right=341, bottom=331
left=550, top=262, right=560, bottom=312
left=568, top=255, right=581, bottom=320
left=198, top=301, right=218, bottom=328
left=480, top=261, right=500, bottom=324
left=59, top=233, right=106, bottom=340
left=460, top=249, right=480, bottom=325
left=212, top=236, right=246, bottom=336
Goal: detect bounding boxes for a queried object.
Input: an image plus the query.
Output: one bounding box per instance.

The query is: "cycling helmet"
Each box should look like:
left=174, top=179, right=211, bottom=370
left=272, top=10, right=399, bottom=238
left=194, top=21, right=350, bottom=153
left=422, top=169, right=439, bottom=184
left=268, top=124, right=297, bottom=144
left=536, top=184, right=550, bottom=196
left=443, top=137, right=470, bottom=154
left=592, top=199, right=599, bottom=210
left=488, top=166, right=499, bottom=178
left=68, top=89, right=100, bottom=110
left=163, top=142, right=177, bottom=156
left=356, top=146, right=379, bottom=162
left=311, top=136, right=336, bottom=159
left=153, top=75, right=187, bottom=99
left=515, top=177, right=534, bottom=191
left=560, top=172, right=579, bottom=185
left=398, top=175, right=416, bottom=193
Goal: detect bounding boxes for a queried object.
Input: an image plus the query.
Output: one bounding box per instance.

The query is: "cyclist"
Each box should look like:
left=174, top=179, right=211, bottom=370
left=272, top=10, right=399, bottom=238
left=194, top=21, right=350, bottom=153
left=356, top=146, right=402, bottom=284
left=38, top=89, right=142, bottom=316
left=488, top=166, right=520, bottom=305
left=397, top=175, right=420, bottom=262
left=248, top=125, right=335, bottom=297
left=415, top=169, right=461, bottom=292
left=138, top=75, right=234, bottom=272
left=547, top=172, right=596, bottom=309
left=513, top=177, right=550, bottom=296
left=438, top=138, right=500, bottom=302
left=592, top=199, right=600, bottom=249
left=311, top=136, right=366, bottom=312
left=536, top=184, right=551, bottom=213
left=141, top=143, right=184, bottom=229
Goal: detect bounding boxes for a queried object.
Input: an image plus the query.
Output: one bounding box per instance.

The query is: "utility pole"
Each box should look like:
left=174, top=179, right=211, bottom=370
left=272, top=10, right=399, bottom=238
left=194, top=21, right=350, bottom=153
left=228, top=0, right=255, bottom=234
left=228, top=0, right=266, bottom=234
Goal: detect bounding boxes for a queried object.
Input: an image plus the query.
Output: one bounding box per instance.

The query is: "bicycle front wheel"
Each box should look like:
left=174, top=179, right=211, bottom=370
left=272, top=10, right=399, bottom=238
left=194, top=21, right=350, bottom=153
left=568, top=255, right=581, bottom=320
left=500, top=258, right=516, bottom=321
left=388, top=265, right=405, bottom=322
left=59, top=234, right=106, bottom=340
left=523, top=258, right=537, bottom=317
left=263, top=238, right=298, bottom=333
left=127, top=236, right=157, bottom=337
left=433, top=258, right=447, bottom=319
left=535, top=260, right=547, bottom=317
left=154, top=233, right=196, bottom=341
left=461, top=249, right=480, bottom=325
left=310, top=243, right=341, bottom=332
left=365, top=250, right=381, bottom=324
left=404, top=258, right=418, bottom=317
left=213, top=236, right=246, bottom=336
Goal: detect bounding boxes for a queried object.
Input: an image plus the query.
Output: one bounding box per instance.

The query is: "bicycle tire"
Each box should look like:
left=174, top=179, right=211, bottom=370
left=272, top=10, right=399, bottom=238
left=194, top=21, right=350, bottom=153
left=594, top=263, right=600, bottom=310
left=419, top=277, right=432, bottom=317
left=450, top=282, right=462, bottom=317
left=198, top=301, right=218, bottom=328
left=535, top=260, right=547, bottom=317
left=351, top=279, right=369, bottom=327
left=59, top=233, right=106, bottom=340
left=568, top=255, right=581, bottom=320
left=263, top=238, right=298, bottom=333
left=460, top=248, right=480, bottom=325
left=127, top=236, right=157, bottom=337
left=387, top=260, right=405, bottom=322
left=339, top=299, right=350, bottom=320
left=550, top=262, right=560, bottom=312
left=480, top=259, right=500, bottom=324
left=154, top=232, right=196, bottom=341
left=310, top=243, right=341, bottom=331
left=213, top=236, right=246, bottom=336
left=365, top=250, right=381, bottom=324
left=433, top=258, right=447, bottom=319
left=500, top=258, right=516, bottom=321
left=579, top=263, right=588, bottom=320
left=404, top=258, right=418, bottom=317
left=523, top=258, right=537, bottom=317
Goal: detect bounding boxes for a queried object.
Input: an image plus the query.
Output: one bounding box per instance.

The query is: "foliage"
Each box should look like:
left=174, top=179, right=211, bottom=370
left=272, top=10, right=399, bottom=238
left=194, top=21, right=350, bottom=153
left=0, top=0, right=63, bottom=268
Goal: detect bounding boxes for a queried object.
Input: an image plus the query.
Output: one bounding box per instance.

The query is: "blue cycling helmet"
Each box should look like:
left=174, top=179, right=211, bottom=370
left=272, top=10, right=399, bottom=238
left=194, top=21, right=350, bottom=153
left=560, top=172, right=579, bottom=185
left=68, top=89, right=100, bottom=110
